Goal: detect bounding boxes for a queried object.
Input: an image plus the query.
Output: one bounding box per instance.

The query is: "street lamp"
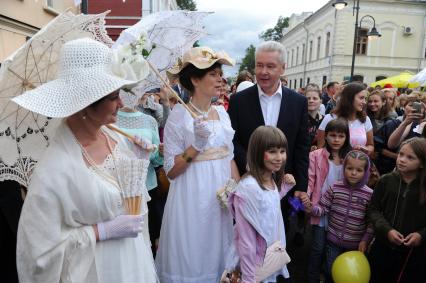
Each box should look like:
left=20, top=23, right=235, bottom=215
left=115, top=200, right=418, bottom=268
left=333, top=0, right=381, bottom=82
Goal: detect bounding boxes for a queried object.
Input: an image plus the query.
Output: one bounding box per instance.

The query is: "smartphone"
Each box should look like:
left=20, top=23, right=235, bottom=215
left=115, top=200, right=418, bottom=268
left=412, top=102, right=422, bottom=113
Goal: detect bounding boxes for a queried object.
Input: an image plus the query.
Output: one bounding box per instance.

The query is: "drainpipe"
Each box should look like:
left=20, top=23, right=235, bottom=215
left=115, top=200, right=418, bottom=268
left=302, top=22, right=309, bottom=85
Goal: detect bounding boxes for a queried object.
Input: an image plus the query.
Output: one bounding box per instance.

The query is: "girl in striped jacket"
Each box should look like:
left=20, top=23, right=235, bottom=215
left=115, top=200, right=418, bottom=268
left=305, top=150, right=374, bottom=280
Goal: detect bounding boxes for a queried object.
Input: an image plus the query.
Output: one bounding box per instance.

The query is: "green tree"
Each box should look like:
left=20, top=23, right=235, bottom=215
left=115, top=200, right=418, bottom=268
left=176, top=0, right=197, bottom=11
left=259, top=16, right=289, bottom=41
left=239, top=44, right=255, bottom=74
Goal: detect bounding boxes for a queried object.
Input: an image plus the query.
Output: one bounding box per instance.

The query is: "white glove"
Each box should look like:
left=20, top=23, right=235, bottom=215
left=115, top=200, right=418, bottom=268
left=133, top=135, right=155, bottom=159
left=97, top=214, right=143, bottom=241
left=192, top=116, right=211, bottom=151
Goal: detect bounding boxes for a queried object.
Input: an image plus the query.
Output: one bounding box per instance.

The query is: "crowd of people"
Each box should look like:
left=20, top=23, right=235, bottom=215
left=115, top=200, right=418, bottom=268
left=1, top=36, right=426, bottom=283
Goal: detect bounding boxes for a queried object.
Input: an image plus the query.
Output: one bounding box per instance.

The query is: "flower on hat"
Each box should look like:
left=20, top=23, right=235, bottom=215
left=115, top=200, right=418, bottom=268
left=111, top=32, right=153, bottom=82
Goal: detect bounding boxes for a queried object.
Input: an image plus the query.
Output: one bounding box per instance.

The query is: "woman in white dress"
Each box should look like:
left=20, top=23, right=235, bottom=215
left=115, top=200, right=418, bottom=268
left=13, top=38, right=157, bottom=283
left=155, top=47, right=240, bottom=282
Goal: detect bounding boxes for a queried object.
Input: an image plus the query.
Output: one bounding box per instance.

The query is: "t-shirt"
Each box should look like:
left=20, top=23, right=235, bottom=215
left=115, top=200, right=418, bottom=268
left=319, top=114, right=373, bottom=147
left=318, top=160, right=343, bottom=227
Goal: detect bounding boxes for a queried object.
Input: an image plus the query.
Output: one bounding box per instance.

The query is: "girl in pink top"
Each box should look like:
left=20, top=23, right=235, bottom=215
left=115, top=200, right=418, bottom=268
left=303, top=118, right=352, bottom=283
left=224, top=126, right=296, bottom=283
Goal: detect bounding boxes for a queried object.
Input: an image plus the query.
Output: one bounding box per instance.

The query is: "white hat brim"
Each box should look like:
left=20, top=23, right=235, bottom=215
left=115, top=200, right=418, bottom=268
left=12, top=71, right=137, bottom=118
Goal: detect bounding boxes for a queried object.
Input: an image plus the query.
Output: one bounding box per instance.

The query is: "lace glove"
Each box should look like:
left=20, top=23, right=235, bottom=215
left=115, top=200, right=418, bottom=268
left=192, top=116, right=211, bottom=151
left=133, top=135, right=156, bottom=160
left=97, top=214, right=143, bottom=241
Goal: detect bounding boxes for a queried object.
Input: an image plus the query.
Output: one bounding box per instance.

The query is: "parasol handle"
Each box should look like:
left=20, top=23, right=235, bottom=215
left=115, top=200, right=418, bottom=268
left=147, top=61, right=197, bottom=118
left=105, top=124, right=155, bottom=152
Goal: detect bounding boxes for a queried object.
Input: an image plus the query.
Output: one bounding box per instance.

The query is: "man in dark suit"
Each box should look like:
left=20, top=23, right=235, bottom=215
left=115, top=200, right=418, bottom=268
left=228, top=41, right=309, bottom=194
left=172, top=81, right=190, bottom=103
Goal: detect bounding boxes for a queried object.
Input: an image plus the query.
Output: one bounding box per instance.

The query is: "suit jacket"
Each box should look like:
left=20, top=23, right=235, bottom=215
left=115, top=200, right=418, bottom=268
left=172, top=84, right=190, bottom=103
left=228, top=84, right=309, bottom=191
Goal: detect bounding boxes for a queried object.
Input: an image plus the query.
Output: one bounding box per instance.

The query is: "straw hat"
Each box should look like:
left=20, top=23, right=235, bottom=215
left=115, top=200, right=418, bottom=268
left=168, top=46, right=235, bottom=75
left=12, top=38, right=138, bottom=118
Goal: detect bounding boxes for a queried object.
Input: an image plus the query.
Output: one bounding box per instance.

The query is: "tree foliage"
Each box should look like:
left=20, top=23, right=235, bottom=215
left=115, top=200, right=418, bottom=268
left=176, top=0, right=197, bottom=11
left=259, top=16, right=289, bottom=41
left=239, top=44, right=256, bottom=74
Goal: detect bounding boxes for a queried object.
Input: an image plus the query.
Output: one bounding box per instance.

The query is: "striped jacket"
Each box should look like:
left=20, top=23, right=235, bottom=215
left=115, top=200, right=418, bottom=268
left=312, top=180, right=374, bottom=249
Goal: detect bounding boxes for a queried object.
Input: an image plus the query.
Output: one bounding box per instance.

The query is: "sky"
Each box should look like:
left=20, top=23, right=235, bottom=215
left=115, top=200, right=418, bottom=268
left=195, top=0, right=330, bottom=77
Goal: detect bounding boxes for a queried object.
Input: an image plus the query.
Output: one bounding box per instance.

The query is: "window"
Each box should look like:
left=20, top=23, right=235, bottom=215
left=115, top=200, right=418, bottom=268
left=302, top=43, right=306, bottom=63
left=289, top=80, right=292, bottom=89
left=317, top=36, right=321, bottom=59
left=325, top=32, right=331, bottom=57
left=294, top=79, right=297, bottom=89
left=356, top=29, right=368, bottom=55
left=309, top=41, right=313, bottom=62
left=287, top=51, right=290, bottom=65
left=300, top=78, right=303, bottom=88
left=291, top=49, right=294, bottom=67
left=296, top=46, right=299, bottom=66
left=46, top=0, right=54, bottom=7
left=307, top=77, right=310, bottom=84
left=322, top=76, right=327, bottom=86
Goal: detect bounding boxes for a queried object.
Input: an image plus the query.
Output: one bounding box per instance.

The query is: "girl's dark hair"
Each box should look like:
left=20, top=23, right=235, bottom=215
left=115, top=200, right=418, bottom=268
left=400, top=137, right=426, bottom=204
left=324, top=118, right=352, bottom=160
left=246, top=126, right=288, bottom=191
left=179, top=62, right=222, bottom=94
left=235, top=70, right=254, bottom=87
left=366, top=90, right=391, bottom=120
left=332, top=82, right=367, bottom=123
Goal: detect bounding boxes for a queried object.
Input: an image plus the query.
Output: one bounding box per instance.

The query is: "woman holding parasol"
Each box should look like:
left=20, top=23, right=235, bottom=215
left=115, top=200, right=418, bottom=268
left=155, top=47, right=240, bottom=282
left=13, top=38, right=158, bottom=283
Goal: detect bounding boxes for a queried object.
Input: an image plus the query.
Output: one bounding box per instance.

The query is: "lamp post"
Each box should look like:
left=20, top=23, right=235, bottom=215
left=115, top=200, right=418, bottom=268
left=333, top=0, right=381, bottom=82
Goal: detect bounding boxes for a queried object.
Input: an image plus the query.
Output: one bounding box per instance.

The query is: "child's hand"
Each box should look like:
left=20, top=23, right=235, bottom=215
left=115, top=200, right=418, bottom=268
left=387, top=229, right=404, bottom=245
left=403, top=232, right=422, bottom=247
left=358, top=241, right=368, bottom=253
left=284, top=174, right=296, bottom=185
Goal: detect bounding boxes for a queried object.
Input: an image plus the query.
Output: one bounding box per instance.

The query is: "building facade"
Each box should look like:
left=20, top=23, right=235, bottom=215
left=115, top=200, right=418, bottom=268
left=0, top=0, right=78, bottom=62
left=281, top=0, right=426, bottom=89
left=87, top=0, right=178, bottom=40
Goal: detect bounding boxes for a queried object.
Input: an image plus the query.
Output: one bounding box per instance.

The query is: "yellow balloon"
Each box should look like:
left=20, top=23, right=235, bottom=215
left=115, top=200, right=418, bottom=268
left=332, top=251, right=371, bottom=283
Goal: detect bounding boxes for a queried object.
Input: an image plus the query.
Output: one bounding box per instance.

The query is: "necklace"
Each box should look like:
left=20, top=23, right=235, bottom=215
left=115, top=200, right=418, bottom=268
left=74, top=130, right=120, bottom=189
left=189, top=100, right=211, bottom=117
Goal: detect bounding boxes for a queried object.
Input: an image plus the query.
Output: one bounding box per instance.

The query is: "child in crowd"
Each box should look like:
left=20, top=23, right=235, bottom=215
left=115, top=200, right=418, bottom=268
left=303, top=150, right=373, bottom=281
left=225, top=126, right=295, bottom=283
left=368, top=137, right=426, bottom=283
left=304, top=118, right=352, bottom=283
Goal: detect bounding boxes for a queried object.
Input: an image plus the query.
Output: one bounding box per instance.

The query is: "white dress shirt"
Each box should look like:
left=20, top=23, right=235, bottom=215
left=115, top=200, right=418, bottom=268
left=257, top=82, right=283, bottom=126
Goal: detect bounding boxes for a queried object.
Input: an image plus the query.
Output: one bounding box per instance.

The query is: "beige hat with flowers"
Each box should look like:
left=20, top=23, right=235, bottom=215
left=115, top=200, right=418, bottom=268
left=168, top=46, right=235, bottom=75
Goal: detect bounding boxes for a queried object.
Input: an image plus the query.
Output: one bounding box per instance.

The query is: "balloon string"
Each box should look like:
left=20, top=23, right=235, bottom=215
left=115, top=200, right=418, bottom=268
left=396, top=247, right=413, bottom=283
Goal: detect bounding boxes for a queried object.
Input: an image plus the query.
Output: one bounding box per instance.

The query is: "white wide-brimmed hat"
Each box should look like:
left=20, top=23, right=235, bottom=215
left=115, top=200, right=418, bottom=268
left=236, top=81, right=255, bottom=93
left=12, top=38, right=138, bottom=118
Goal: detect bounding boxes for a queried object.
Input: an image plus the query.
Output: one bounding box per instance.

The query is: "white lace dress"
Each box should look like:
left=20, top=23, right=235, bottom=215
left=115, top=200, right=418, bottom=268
left=155, top=104, right=235, bottom=283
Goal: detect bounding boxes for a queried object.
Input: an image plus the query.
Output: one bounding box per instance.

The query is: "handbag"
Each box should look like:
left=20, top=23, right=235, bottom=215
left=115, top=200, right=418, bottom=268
left=255, top=240, right=290, bottom=282
left=216, top=178, right=238, bottom=209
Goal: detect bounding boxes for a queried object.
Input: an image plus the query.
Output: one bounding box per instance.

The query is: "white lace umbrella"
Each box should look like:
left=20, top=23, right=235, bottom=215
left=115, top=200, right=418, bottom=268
left=113, top=10, right=210, bottom=94
left=409, top=67, right=426, bottom=86
left=0, top=10, right=113, bottom=186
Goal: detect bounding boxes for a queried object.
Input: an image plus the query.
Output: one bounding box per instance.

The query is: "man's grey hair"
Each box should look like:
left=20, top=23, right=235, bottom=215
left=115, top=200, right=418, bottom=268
left=255, top=41, right=287, bottom=65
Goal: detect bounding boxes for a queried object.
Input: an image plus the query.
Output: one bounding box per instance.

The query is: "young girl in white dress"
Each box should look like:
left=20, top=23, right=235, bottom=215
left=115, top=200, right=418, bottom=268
left=225, top=126, right=295, bottom=283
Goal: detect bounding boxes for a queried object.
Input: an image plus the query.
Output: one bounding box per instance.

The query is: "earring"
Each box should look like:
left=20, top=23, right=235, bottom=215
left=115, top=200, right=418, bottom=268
left=82, top=114, right=87, bottom=120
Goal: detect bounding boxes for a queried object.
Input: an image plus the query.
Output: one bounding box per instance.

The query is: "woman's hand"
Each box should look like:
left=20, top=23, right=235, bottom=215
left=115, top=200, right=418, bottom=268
left=96, top=214, right=143, bottom=241
left=192, top=116, right=211, bottom=151
left=404, top=232, right=422, bottom=247
left=387, top=229, right=405, bottom=245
